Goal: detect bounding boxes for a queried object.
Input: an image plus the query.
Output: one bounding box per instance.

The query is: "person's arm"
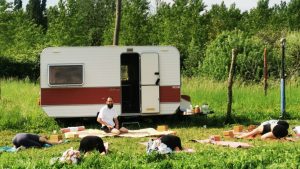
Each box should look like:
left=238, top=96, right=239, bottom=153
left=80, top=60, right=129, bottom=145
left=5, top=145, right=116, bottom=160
left=97, top=118, right=113, bottom=128
left=39, top=136, right=62, bottom=145
left=174, top=147, right=181, bottom=152
left=113, top=117, right=119, bottom=129
left=261, top=132, right=276, bottom=140
left=236, top=125, right=263, bottom=138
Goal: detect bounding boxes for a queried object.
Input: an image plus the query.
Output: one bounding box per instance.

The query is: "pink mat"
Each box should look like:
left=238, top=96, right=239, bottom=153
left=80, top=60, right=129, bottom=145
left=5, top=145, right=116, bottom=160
left=65, top=128, right=176, bottom=138
left=191, top=139, right=252, bottom=148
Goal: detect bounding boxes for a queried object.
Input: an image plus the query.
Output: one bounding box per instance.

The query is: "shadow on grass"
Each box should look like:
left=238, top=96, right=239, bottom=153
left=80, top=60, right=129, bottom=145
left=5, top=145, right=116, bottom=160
left=54, top=113, right=264, bottom=129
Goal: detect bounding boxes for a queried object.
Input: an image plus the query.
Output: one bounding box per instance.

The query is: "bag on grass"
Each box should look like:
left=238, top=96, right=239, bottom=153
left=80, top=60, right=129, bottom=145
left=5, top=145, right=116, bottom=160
left=50, top=147, right=81, bottom=165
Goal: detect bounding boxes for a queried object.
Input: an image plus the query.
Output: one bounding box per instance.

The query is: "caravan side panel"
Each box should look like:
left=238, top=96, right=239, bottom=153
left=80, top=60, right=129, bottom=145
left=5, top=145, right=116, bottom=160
left=40, top=47, right=121, bottom=88
left=40, top=47, right=122, bottom=117
left=159, top=47, right=180, bottom=115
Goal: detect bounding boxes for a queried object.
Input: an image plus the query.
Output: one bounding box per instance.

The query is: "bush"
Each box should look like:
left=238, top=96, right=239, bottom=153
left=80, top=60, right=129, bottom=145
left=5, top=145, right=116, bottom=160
left=286, top=32, right=300, bottom=77
left=0, top=56, right=39, bottom=80
left=201, top=30, right=279, bottom=82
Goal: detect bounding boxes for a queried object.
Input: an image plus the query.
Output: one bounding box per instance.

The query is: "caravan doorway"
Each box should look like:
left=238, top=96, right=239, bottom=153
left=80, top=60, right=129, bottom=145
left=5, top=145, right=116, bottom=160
left=121, top=53, right=140, bottom=114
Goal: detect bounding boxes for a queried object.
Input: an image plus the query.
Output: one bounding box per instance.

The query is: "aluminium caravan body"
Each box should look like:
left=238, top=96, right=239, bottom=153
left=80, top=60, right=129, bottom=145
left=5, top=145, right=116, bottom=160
left=40, top=46, right=190, bottom=118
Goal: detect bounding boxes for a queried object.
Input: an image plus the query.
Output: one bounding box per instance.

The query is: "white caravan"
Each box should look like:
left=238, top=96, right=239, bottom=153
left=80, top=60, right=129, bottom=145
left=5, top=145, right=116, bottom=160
left=40, top=46, right=191, bottom=118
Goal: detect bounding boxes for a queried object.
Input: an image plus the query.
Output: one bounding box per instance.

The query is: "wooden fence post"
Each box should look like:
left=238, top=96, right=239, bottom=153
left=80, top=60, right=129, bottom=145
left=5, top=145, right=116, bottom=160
left=264, top=48, right=268, bottom=96
left=226, top=48, right=237, bottom=123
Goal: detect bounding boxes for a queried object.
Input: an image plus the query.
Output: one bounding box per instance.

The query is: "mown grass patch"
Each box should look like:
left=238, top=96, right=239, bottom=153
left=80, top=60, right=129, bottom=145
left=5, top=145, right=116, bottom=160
left=1, top=129, right=300, bottom=168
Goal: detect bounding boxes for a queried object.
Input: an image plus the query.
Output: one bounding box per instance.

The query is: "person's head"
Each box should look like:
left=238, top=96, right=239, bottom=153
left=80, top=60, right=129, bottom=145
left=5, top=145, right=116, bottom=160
left=277, top=120, right=289, bottom=130
left=39, top=135, right=49, bottom=143
left=272, top=125, right=288, bottom=138
left=106, top=97, right=113, bottom=109
left=79, top=136, right=106, bottom=154
left=160, top=135, right=183, bottom=151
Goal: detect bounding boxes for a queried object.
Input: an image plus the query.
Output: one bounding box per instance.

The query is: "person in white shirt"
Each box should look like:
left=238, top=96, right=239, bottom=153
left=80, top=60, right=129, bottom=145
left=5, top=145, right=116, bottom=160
left=97, top=97, right=128, bottom=134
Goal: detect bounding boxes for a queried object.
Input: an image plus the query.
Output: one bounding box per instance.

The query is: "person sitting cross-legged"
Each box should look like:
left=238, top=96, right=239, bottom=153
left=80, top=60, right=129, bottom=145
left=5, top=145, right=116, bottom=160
left=97, top=97, right=128, bottom=135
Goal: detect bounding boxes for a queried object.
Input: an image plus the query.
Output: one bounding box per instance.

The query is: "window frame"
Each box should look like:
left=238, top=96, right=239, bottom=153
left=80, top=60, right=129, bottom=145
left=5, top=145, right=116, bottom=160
left=47, top=64, right=85, bottom=87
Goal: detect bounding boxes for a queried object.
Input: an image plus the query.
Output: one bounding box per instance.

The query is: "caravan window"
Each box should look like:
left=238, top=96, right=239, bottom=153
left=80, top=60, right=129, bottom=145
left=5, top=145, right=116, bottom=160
left=48, top=65, right=83, bottom=85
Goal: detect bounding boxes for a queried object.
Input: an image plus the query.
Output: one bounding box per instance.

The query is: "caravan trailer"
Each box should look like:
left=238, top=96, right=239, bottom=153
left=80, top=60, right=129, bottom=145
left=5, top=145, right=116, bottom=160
left=40, top=46, right=190, bottom=118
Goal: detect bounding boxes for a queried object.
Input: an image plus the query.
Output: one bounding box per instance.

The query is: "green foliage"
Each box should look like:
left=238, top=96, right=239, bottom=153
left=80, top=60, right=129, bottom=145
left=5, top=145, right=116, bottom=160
left=201, top=30, right=279, bottom=81
left=205, top=2, right=242, bottom=41
left=287, top=0, right=300, bottom=30
left=202, top=30, right=244, bottom=80
left=0, top=7, right=45, bottom=79
left=119, top=0, right=150, bottom=45
left=46, top=0, right=114, bottom=46
left=285, top=32, right=300, bottom=77
left=151, top=0, right=207, bottom=68
left=13, top=0, right=22, bottom=11
left=1, top=0, right=300, bottom=80
left=0, top=57, right=39, bottom=80
left=26, top=0, right=47, bottom=29
left=0, top=79, right=58, bottom=131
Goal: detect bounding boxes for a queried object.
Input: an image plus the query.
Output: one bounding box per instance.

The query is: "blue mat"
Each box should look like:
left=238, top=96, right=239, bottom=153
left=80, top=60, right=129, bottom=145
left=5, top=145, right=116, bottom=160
left=0, top=146, right=17, bottom=152
left=0, top=144, right=53, bottom=152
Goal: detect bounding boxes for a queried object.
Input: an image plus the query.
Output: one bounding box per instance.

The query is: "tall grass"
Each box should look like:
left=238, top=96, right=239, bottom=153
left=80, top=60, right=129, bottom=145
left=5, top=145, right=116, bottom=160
left=0, top=78, right=57, bottom=131
left=1, top=77, right=300, bottom=130
left=182, top=77, right=300, bottom=124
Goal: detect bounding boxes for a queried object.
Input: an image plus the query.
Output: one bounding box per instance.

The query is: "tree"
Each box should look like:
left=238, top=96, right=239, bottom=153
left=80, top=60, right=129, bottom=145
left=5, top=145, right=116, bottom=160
left=205, top=2, right=242, bottom=41
left=202, top=30, right=272, bottom=81
left=287, top=0, right=300, bottom=30
left=239, top=0, right=272, bottom=34
left=119, top=0, right=150, bottom=45
left=285, top=32, right=300, bottom=77
left=26, top=0, right=47, bottom=29
left=13, top=0, right=22, bottom=11
left=46, top=0, right=114, bottom=46
left=151, top=0, right=207, bottom=70
left=113, top=0, right=121, bottom=45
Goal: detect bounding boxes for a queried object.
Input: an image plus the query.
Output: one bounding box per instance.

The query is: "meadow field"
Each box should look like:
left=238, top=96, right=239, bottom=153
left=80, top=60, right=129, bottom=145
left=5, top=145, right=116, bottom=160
left=0, top=78, right=300, bottom=168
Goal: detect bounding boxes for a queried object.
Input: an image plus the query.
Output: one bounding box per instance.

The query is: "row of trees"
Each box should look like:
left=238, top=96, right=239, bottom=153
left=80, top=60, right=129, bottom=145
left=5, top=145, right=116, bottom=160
left=0, top=0, right=300, bottom=81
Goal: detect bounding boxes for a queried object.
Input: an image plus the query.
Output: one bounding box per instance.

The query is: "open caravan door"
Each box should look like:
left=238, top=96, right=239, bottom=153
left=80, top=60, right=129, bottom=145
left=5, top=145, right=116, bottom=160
left=140, top=53, right=160, bottom=114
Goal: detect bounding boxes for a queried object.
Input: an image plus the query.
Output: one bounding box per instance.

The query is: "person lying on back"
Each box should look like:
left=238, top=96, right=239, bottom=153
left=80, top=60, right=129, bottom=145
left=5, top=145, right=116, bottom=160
left=97, top=97, right=128, bottom=135
left=12, top=133, right=62, bottom=149
left=237, top=120, right=289, bottom=139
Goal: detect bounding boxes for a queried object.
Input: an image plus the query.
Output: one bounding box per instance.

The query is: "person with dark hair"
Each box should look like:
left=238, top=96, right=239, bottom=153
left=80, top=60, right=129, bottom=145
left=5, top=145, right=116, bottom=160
left=237, top=120, right=289, bottom=139
left=97, top=97, right=128, bottom=135
left=78, top=136, right=106, bottom=155
left=147, top=135, right=183, bottom=154
left=12, top=133, right=62, bottom=149
left=160, top=135, right=183, bottom=151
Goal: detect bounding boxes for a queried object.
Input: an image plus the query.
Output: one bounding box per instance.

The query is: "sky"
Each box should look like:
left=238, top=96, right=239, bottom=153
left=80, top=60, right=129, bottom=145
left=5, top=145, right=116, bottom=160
left=8, top=0, right=291, bottom=12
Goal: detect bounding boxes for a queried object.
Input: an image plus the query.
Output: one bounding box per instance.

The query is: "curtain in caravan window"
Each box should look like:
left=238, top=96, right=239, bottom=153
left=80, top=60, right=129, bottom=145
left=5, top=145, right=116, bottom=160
left=49, top=65, right=83, bottom=85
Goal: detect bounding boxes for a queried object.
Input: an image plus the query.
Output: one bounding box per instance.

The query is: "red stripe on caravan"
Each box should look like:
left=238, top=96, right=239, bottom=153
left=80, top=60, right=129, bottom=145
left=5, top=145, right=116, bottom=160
left=160, top=86, right=180, bottom=102
left=41, top=87, right=120, bottom=105
left=41, top=86, right=180, bottom=105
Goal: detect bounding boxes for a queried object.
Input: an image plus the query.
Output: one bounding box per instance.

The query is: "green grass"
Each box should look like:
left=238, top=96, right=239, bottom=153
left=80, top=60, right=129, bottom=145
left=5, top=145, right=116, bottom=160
left=182, top=77, right=300, bottom=124
left=0, top=78, right=57, bottom=131
left=1, top=78, right=300, bottom=168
